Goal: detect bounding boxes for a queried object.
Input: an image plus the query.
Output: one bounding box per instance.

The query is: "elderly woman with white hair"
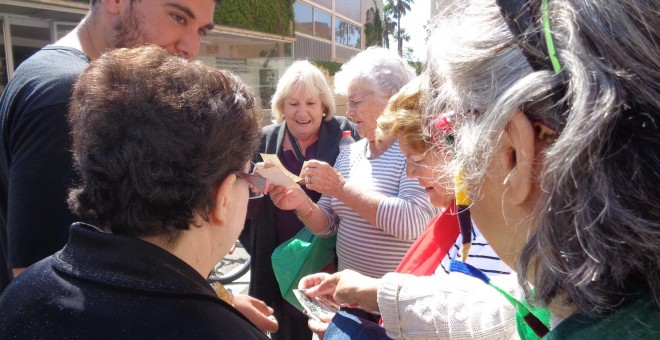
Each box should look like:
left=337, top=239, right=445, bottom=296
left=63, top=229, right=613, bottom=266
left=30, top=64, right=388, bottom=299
left=270, top=47, right=436, bottom=280
left=241, top=60, right=358, bottom=340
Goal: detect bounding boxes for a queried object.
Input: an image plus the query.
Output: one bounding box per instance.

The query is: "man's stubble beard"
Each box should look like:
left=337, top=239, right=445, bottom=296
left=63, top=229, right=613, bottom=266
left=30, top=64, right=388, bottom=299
left=112, top=6, right=148, bottom=49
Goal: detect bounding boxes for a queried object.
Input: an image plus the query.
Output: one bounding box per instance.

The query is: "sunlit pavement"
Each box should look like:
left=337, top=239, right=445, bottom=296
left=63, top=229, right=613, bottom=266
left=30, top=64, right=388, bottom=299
left=222, top=244, right=250, bottom=295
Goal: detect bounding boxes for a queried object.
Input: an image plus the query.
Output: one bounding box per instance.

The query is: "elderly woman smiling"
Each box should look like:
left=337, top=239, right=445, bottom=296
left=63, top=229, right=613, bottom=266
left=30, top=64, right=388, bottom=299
left=269, top=47, right=436, bottom=279
left=241, top=60, right=358, bottom=340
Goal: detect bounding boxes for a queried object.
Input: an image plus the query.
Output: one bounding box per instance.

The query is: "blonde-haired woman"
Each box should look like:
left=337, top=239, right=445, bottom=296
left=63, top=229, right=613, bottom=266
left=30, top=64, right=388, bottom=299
left=299, top=78, right=519, bottom=339
left=241, top=59, right=358, bottom=340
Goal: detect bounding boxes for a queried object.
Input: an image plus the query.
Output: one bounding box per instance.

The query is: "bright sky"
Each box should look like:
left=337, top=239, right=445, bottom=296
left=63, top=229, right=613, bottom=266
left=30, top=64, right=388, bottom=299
left=388, top=0, right=431, bottom=62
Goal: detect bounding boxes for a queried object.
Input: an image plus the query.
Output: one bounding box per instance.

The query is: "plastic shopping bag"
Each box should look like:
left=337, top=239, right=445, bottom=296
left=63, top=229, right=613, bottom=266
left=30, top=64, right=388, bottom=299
left=271, top=227, right=337, bottom=313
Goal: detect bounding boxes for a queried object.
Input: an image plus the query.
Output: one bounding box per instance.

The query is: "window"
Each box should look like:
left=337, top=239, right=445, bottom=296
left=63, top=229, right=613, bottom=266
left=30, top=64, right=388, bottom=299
left=335, top=18, right=346, bottom=45
left=335, top=18, right=361, bottom=49
left=314, top=9, right=332, bottom=41
left=294, top=2, right=314, bottom=36
left=335, top=0, right=361, bottom=22
left=310, top=0, right=332, bottom=9
left=9, top=17, right=51, bottom=71
left=348, top=24, right=361, bottom=48
left=54, top=22, right=77, bottom=41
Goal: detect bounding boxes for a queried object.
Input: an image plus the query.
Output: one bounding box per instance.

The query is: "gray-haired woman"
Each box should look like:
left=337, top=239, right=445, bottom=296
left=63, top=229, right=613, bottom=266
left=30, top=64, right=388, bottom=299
left=270, top=47, right=436, bottom=278
left=425, top=0, right=659, bottom=337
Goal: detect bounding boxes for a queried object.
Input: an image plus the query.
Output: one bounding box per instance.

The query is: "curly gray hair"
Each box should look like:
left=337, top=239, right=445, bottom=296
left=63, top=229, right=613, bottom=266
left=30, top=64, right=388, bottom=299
left=334, top=47, right=415, bottom=104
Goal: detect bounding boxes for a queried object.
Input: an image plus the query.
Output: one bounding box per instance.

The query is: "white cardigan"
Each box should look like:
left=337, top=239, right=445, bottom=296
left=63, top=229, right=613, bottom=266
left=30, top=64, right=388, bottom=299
left=378, top=272, right=522, bottom=339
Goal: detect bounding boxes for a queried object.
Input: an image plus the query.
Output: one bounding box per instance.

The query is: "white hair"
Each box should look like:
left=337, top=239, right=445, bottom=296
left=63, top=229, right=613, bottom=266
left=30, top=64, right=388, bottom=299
left=334, top=47, right=415, bottom=103
left=270, top=60, right=335, bottom=122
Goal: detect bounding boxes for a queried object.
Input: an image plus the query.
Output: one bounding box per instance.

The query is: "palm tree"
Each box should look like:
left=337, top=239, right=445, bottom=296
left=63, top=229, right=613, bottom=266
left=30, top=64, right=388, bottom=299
left=394, top=0, right=414, bottom=56
left=382, top=1, right=396, bottom=49
left=383, top=0, right=414, bottom=55
left=394, top=27, right=411, bottom=46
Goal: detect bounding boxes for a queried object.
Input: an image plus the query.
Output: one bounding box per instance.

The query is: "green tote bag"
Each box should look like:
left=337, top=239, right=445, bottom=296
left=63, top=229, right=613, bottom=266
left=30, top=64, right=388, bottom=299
left=271, top=227, right=337, bottom=313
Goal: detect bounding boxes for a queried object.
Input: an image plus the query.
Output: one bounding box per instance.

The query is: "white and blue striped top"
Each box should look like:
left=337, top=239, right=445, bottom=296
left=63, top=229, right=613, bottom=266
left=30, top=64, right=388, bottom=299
left=316, top=139, right=437, bottom=278
left=438, top=223, right=513, bottom=277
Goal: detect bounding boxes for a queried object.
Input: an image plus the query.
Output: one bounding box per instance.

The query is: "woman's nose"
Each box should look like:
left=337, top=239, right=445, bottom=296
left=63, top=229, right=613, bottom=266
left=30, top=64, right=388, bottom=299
left=345, top=106, right=356, bottom=119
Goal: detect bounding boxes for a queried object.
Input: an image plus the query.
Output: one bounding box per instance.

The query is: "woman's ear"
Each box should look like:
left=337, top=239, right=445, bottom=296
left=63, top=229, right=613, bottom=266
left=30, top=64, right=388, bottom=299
left=209, top=174, right=237, bottom=228
left=502, top=110, right=536, bottom=206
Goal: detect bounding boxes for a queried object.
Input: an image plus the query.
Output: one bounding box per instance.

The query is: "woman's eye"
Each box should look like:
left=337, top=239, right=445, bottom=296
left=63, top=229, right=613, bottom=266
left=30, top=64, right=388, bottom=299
left=410, top=157, right=425, bottom=165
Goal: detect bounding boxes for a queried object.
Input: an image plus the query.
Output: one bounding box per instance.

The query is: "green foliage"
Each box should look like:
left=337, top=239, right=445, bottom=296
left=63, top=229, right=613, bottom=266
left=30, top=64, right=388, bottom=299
left=384, top=0, right=415, bottom=56
left=364, top=0, right=383, bottom=47
left=259, top=44, right=281, bottom=107
left=215, top=0, right=295, bottom=36
left=311, top=61, right=343, bottom=76
left=408, top=60, right=423, bottom=75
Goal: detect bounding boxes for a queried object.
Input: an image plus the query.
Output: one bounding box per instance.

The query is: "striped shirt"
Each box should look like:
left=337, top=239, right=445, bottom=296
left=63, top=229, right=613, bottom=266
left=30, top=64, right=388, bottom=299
left=316, top=139, right=437, bottom=278
left=437, top=223, right=512, bottom=276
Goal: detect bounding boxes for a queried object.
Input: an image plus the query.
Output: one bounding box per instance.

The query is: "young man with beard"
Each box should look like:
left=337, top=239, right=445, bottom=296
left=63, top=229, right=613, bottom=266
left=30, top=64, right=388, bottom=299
left=0, top=0, right=216, bottom=291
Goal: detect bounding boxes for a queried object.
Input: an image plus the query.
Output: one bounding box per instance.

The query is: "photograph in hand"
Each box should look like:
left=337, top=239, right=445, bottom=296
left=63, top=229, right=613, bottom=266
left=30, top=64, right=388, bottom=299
left=253, top=153, right=302, bottom=187
left=293, top=289, right=340, bottom=321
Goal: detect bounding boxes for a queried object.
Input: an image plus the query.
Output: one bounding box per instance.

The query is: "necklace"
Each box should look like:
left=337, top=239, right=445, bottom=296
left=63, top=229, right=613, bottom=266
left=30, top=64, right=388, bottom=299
left=286, top=127, right=306, bottom=165
left=291, top=134, right=303, bottom=155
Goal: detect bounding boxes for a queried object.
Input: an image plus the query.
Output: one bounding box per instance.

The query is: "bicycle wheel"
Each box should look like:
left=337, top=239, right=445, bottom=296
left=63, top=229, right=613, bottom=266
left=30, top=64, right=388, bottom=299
left=208, top=241, right=251, bottom=284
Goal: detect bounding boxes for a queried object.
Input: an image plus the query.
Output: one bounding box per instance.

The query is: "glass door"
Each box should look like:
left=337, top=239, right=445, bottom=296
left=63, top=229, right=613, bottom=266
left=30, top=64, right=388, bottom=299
left=0, top=17, right=7, bottom=92
left=53, top=22, right=77, bottom=41
left=9, top=16, right=51, bottom=72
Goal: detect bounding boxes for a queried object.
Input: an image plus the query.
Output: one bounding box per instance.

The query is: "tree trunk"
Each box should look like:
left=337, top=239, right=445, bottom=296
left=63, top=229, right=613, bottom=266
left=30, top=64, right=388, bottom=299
left=397, top=1, right=402, bottom=56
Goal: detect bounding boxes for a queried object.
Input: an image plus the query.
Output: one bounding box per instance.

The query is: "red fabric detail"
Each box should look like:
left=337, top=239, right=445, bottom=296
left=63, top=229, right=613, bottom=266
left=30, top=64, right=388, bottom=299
left=394, top=202, right=460, bottom=276
left=378, top=203, right=460, bottom=326
left=435, top=114, right=453, bottom=135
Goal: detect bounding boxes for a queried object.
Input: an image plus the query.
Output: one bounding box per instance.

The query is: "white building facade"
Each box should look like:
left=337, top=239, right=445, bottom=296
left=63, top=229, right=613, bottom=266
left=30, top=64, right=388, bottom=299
left=293, top=0, right=383, bottom=62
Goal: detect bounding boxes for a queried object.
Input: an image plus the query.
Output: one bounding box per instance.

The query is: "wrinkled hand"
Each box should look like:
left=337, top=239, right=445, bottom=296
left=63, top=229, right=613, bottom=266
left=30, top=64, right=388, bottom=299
left=301, top=160, right=345, bottom=196
left=298, top=272, right=338, bottom=306
left=233, top=294, right=279, bottom=334
left=304, top=270, right=380, bottom=313
left=308, top=314, right=332, bottom=339
left=298, top=273, right=335, bottom=338
left=268, top=185, right=309, bottom=211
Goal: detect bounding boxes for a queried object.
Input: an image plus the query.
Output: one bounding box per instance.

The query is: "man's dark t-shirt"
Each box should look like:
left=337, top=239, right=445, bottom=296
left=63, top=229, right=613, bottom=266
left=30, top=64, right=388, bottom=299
left=0, top=45, right=90, bottom=293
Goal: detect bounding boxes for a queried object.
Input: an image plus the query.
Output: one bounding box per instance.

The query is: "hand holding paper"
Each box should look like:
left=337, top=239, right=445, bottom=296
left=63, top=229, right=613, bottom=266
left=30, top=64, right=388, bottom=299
left=253, top=153, right=302, bottom=188
left=293, top=289, right=340, bottom=322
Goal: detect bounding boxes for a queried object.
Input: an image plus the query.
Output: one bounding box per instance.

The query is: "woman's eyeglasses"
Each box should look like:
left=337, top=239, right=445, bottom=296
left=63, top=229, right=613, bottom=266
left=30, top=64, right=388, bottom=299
left=347, top=92, right=374, bottom=109
left=235, top=171, right=269, bottom=199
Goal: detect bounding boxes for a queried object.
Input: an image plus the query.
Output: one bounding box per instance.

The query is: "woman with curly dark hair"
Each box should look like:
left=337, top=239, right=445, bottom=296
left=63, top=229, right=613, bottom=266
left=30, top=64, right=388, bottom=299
left=0, top=45, right=270, bottom=339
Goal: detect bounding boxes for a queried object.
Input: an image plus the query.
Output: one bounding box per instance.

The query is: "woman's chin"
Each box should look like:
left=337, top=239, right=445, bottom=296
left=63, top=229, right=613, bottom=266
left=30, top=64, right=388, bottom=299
left=429, top=193, right=453, bottom=210
left=291, top=125, right=321, bottom=139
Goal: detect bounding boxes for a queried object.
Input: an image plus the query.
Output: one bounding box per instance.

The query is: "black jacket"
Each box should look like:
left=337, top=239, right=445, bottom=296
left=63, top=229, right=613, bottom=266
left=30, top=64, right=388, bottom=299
left=0, top=223, right=268, bottom=339
left=241, top=116, right=358, bottom=310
